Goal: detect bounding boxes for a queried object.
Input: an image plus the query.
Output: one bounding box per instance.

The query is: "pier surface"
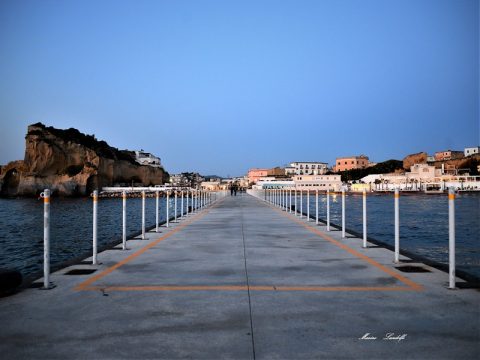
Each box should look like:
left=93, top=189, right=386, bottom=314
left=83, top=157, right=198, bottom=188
left=0, top=194, right=478, bottom=359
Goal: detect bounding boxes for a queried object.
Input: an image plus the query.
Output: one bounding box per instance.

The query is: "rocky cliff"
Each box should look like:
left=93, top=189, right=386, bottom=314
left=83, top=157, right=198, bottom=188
left=0, top=123, right=169, bottom=197
left=403, top=152, right=427, bottom=170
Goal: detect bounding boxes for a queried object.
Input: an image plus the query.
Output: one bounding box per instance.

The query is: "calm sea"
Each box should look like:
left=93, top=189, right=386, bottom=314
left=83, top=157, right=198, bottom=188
left=0, top=193, right=478, bottom=280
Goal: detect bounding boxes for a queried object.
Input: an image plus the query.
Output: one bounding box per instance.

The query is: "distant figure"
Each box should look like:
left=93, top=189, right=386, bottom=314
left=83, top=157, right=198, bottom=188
left=230, top=184, right=234, bottom=196
left=234, top=184, right=237, bottom=196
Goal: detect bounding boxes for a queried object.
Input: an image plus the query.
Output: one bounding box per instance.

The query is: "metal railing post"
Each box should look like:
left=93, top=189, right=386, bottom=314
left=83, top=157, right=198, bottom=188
left=289, top=188, right=292, bottom=213
left=92, top=190, right=98, bottom=264
left=394, top=189, right=400, bottom=263
left=449, top=188, right=456, bottom=289
left=300, top=190, right=303, bottom=218
left=181, top=191, right=184, bottom=217
left=315, top=190, right=319, bottom=225
left=186, top=190, right=189, bottom=214
left=41, top=189, right=51, bottom=289
left=341, top=189, right=346, bottom=238
left=307, top=189, right=310, bottom=221
left=122, top=191, right=127, bottom=250
left=174, top=191, right=178, bottom=221
left=141, top=190, right=146, bottom=239
left=326, top=190, right=330, bottom=231
left=294, top=189, right=297, bottom=215
left=362, top=189, right=367, bottom=248
left=156, top=190, right=159, bottom=233
left=166, top=191, right=170, bottom=227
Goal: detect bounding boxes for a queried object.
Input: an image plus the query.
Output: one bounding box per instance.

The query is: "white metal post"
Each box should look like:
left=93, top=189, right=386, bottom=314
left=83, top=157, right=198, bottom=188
left=186, top=190, right=189, bottom=214
left=166, top=192, right=170, bottom=227
left=42, top=189, right=51, bottom=289
left=92, top=190, right=98, bottom=264
left=315, top=190, right=319, bottom=225
left=300, top=190, right=303, bottom=218
left=181, top=191, right=184, bottom=217
left=307, top=189, right=310, bottom=221
left=155, top=191, right=159, bottom=233
left=141, top=190, right=146, bottom=239
left=294, top=189, right=297, bottom=215
left=341, top=189, right=346, bottom=238
left=362, top=189, right=367, bottom=248
left=394, top=189, right=400, bottom=263
left=289, top=189, right=292, bottom=213
left=449, top=188, right=456, bottom=289
left=174, top=191, right=178, bottom=221
left=122, top=191, right=127, bottom=250
left=326, top=190, right=330, bottom=231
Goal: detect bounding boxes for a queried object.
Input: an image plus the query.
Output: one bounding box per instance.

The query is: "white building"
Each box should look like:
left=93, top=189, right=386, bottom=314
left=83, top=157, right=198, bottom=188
left=464, top=146, right=479, bottom=157
left=293, top=175, right=342, bottom=191
left=254, top=178, right=294, bottom=189
left=134, top=150, right=162, bottom=167
left=289, top=162, right=328, bottom=176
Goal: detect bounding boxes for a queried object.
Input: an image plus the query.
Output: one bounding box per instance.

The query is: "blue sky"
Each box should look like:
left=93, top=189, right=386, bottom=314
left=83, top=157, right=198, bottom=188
left=0, top=0, right=478, bottom=177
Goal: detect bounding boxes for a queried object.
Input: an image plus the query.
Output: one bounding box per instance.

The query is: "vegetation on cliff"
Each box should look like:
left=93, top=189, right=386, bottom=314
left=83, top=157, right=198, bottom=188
left=334, top=160, right=404, bottom=182
left=28, top=123, right=136, bottom=163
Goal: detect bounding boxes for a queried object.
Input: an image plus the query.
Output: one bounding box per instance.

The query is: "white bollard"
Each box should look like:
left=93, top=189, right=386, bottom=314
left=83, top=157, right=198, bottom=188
left=42, top=189, right=51, bottom=289
left=92, top=190, right=98, bottom=264
left=449, top=188, right=456, bottom=289
left=156, top=191, right=159, bottom=233
left=181, top=191, right=184, bottom=218
left=289, top=189, right=292, bottom=213
left=294, top=189, right=297, bottom=215
left=362, top=189, right=367, bottom=248
left=122, top=191, right=127, bottom=250
left=174, top=191, right=178, bottom=221
left=141, top=190, right=146, bottom=239
left=166, top=192, right=170, bottom=227
left=341, top=189, right=346, bottom=238
left=394, top=189, right=400, bottom=263
left=307, top=189, right=310, bottom=221
left=326, top=190, right=330, bottom=231
left=300, top=190, right=303, bottom=218
left=315, top=190, right=319, bottom=225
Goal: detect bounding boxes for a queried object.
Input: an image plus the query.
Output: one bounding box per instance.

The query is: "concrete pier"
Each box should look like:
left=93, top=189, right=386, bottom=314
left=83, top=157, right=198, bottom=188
left=0, top=194, right=478, bottom=359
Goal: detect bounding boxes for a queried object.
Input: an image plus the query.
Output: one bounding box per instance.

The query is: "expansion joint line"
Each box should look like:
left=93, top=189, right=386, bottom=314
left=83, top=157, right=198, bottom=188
left=240, top=198, right=256, bottom=360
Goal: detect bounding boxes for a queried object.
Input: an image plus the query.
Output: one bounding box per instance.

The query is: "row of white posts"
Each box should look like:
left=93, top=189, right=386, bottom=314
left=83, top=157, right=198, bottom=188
left=40, top=189, right=218, bottom=289
left=262, top=187, right=457, bottom=289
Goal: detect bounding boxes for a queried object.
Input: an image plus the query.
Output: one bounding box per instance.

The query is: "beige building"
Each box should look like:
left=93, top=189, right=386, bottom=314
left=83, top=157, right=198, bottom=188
left=335, top=155, right=369, bottom=172
left=289, top=162, right=328, bottom=175
left=434, top=150, right=463, bottom=161
left=293, top=175, right=342, bottom=191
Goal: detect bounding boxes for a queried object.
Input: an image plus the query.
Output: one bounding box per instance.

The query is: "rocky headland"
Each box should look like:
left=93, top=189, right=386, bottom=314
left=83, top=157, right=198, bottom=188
left=0, top=123, right=169, bottom=197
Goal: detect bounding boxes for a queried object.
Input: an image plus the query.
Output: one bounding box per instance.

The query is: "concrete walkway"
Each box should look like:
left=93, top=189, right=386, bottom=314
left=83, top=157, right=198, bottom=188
left=0, top=194, right=478, bottom=359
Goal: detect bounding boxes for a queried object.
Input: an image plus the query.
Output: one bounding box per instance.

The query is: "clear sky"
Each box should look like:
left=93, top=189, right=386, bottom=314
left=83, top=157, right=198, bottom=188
left=0, top=0, right=478, bottom=177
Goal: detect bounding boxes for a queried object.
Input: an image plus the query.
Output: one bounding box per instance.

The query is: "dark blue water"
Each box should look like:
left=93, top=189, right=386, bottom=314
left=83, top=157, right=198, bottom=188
left=0, top=196, right=188, bottom=280
left=297, top=192, right=479, bottom=278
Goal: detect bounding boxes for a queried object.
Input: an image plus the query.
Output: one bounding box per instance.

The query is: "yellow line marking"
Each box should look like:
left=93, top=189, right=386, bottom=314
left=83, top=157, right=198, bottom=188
left=82, top=285, right=413, bottom=292
left=262, top=198, right=423, bottom=291
left=74, top=198, right=225, bottom=291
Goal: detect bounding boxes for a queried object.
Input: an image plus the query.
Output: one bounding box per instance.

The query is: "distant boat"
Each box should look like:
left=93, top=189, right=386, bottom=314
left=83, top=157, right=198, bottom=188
left=424, top=184, right=444, bottom=194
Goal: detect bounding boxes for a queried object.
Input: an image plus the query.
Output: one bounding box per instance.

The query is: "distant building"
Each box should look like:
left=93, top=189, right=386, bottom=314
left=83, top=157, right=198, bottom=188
left=171, top=172, right=205, bottom=188
left=247, top=168, right=269, bottom=184
left=464, top=146, right=480, bottom=157
left=434, top=150, right=463, bottom=161
left=289, top=162, right=328, bottom=176
left=293, top=175, right=342, bottom=192
left=267, top=167, right=285, bottom=177
left=285, top=166, right=296, bottom=176
left=134, top=150, right=162, bottom=167
left=426, top=155, right=435, bottom=163
left=335, top=155, right=369, bottom=172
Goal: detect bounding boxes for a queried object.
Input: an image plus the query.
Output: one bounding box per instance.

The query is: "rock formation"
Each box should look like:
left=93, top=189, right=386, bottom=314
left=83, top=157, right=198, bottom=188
left=403, top=152, right=427, bottom=170
left=0, top=123, right=169, bottom=197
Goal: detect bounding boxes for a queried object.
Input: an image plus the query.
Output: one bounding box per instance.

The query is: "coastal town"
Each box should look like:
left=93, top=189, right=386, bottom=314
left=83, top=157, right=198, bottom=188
left=171, top=148, right=480, bottom=194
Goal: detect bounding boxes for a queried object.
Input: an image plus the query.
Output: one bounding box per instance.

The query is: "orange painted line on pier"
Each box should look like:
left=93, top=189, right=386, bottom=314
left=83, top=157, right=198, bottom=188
left=74, top=198, right=225, bottom=291
left=266, top=200, right=423, bottom=292
left=83, top=285, right=412, bottom=292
